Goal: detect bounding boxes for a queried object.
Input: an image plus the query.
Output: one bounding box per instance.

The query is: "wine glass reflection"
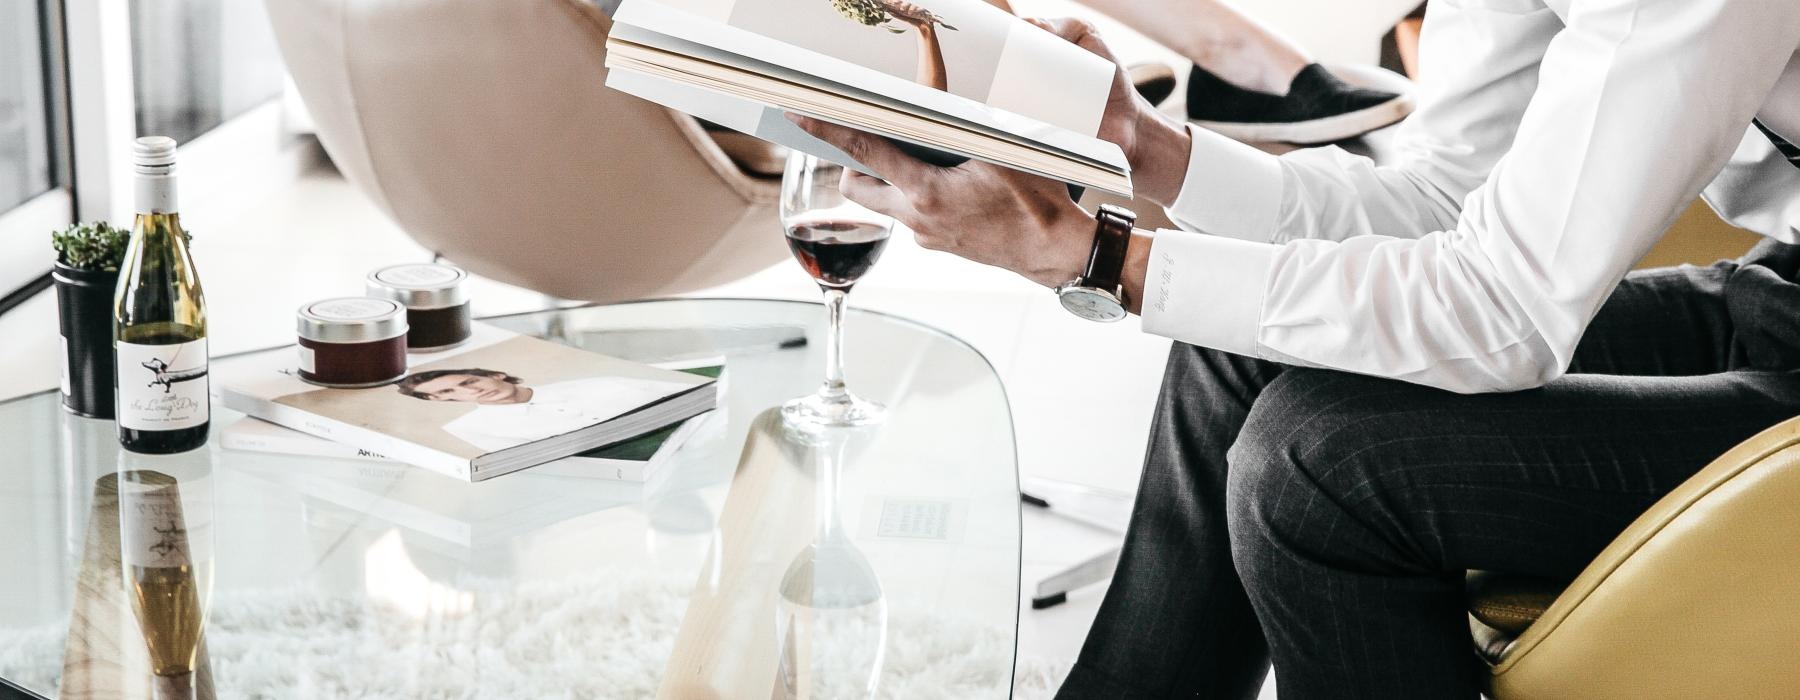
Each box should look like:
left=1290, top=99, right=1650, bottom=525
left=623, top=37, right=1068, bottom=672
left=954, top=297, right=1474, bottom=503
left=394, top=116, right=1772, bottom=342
left=774, top=423, right=887, bottom=699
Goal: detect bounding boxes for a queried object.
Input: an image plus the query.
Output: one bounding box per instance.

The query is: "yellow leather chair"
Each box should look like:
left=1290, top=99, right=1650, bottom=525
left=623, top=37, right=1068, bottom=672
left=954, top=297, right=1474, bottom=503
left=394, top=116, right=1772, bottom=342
left=262, top=0, right=788, bottom=302
left=1469, top=415, right=1800, bottom=698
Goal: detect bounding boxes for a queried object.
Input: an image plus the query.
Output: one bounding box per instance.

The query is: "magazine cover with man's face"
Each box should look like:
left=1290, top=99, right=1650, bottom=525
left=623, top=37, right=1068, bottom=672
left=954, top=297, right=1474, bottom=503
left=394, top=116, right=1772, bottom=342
left=238, top=327, right=712, bottom=459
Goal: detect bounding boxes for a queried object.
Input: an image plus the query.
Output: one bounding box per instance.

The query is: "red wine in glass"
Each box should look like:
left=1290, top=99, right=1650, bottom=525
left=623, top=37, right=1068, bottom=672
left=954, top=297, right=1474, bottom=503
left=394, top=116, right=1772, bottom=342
left=779, top=152, right=892, bottom=428
left=785, top=218, right=891, bottom=290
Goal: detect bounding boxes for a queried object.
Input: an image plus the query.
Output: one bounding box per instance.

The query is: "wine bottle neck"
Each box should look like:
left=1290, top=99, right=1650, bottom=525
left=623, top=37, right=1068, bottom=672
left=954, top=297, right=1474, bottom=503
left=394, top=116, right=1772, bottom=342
left=136, top=168, right=178, bottom=215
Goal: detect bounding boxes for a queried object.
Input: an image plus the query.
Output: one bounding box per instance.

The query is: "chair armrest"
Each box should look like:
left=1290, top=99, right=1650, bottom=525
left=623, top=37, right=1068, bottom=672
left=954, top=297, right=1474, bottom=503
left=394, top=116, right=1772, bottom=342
left=1490, top=416, right=1800, bottom=699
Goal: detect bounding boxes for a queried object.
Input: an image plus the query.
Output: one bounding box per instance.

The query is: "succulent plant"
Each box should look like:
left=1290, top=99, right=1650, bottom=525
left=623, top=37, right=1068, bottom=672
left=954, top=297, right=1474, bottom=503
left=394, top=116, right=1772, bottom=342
left=51, top=222, right=131, bottom=272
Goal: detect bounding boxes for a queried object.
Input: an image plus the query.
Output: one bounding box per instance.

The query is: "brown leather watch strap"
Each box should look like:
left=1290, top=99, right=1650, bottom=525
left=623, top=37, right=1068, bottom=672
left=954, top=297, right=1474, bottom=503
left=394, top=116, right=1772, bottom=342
left=1082, top=204, right=1136, bottom=294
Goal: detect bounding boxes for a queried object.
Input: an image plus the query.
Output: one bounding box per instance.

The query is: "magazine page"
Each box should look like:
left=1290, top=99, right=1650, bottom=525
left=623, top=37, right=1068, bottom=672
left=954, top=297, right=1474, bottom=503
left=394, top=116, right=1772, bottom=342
left=612, top=0, right=1116, bottom=140
left=608, top=22, right=1122, bottom=169
left=610, top=66, right=1129, bottom=193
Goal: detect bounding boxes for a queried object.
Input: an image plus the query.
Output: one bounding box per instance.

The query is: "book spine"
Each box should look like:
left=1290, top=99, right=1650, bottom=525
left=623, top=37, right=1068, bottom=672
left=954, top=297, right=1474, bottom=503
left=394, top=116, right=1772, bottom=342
left=218, top=391, right=475, bottom=481
left=220, top=426, right=395, bottom=463
left=219, top=418, right=658, bottom=483
left=532, top=459, right=648, bottom=482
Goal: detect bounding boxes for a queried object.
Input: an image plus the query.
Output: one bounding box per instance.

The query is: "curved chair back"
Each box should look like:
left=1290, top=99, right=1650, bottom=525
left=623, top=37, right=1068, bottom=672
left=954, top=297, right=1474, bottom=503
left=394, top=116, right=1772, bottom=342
left=263, top=0, right=784, bottom=301
left=1482, top=416, right=1800, bottom=698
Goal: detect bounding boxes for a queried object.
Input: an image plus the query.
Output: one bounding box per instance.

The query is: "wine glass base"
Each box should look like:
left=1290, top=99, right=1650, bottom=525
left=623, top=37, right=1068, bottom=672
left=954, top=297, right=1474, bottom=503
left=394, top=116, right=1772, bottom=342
left=782, top=391, right=886, bottom=429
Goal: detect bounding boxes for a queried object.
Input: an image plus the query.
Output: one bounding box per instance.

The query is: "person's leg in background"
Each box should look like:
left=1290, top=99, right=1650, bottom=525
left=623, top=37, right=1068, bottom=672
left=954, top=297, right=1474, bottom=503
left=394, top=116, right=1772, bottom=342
left=1075, top=0, right=1308, bottom=94
left=1391, top=3, right=1428, bottom=79
left=1071, top=0, right=1411, bottom=143
left=1058, top=251, right=1800, bottom=698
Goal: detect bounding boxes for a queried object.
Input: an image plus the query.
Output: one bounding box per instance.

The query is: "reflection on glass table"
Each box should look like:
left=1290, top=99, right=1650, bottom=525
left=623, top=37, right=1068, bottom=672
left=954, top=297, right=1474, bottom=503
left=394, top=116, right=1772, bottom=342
left=0, top=299, right=1020, bottom=699
left=773, top=422, right=887, bottom=699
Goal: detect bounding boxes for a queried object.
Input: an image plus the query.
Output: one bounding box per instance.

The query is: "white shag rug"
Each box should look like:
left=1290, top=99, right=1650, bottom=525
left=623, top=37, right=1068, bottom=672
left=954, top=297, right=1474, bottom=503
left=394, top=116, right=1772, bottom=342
left=0, top=574, right=1071, bottom=699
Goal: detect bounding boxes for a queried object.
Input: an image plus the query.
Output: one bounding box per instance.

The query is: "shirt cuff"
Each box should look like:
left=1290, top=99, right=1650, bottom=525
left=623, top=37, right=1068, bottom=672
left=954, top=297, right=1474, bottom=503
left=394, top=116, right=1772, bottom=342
left=1163, top=124, right=1285, bottom=242
left=1139, top=229, right=1277, bottom=358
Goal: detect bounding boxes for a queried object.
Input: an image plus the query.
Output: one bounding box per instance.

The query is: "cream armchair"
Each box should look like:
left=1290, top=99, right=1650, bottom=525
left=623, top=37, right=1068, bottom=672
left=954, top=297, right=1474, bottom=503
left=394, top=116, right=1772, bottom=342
left=1469, top=416, right=1800, bottom=698
left=263, top=0, right=786, bottom=302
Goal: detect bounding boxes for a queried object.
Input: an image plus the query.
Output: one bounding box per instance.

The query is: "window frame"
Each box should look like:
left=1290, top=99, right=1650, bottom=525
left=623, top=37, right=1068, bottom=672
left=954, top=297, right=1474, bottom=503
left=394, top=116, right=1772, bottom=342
left=5, top=0, right=307, bottom=313
left=0, top=0, right=75, bottom=310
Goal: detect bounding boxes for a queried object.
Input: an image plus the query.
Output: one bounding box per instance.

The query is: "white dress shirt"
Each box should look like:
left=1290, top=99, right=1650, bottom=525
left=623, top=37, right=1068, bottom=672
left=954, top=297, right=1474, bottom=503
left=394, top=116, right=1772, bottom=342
left=1141, top=0, right=1800, bottom=393
left=442, top=376, right=695, bottom=452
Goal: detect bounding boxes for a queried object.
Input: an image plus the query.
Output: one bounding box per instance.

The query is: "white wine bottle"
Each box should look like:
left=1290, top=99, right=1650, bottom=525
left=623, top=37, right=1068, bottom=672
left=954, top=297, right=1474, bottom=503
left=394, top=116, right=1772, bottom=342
left=114, top=136, right=209, bottom=454
left=118, top=468, right=206, bottom=699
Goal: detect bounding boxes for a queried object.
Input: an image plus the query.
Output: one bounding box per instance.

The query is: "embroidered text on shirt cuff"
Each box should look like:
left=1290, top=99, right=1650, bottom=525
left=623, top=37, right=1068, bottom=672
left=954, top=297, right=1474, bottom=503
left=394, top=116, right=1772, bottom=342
left=1163, top=124, right=1285, bottom=242
left=1140, top=230, right=1276, bottom=358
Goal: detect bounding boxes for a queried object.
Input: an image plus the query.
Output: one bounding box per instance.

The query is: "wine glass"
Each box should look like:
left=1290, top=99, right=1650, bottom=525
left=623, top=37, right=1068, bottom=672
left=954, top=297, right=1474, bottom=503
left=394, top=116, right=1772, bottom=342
left=780, top=152, right=893, bottom=428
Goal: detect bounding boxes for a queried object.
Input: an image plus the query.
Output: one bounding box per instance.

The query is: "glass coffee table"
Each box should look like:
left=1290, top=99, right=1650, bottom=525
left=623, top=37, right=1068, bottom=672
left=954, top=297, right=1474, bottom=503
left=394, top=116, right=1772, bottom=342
left=0, top=299, right=1020, bottom=699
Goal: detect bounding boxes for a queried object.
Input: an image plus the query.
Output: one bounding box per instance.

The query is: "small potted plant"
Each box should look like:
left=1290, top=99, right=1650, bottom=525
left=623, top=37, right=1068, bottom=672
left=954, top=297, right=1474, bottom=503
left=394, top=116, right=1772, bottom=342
left=52, top=222, right=130, bottom=418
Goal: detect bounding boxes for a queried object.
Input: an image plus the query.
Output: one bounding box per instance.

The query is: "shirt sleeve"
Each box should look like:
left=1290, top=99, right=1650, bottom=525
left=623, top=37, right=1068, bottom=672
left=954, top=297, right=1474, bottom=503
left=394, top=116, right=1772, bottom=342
left=1144, top=0, right=1800, bottom=393
left=1701, top=126, right=1800, bottom=242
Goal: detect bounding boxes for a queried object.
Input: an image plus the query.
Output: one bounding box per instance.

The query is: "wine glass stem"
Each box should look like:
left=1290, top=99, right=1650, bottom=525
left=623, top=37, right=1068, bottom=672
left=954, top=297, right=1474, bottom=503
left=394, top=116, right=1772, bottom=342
left=816, top=445, right=841, bottom=542
left=820, top=287, right=849, bottom=400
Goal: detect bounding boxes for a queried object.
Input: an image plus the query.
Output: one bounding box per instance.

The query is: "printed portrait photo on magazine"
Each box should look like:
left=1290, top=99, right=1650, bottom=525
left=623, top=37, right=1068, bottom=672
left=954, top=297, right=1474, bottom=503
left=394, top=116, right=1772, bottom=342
left=395, top=367, right=694, bottom=452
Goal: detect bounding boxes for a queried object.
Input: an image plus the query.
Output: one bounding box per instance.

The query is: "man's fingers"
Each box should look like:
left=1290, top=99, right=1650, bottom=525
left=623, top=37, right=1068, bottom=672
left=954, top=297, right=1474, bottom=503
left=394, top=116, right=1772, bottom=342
left=1025, top=17, right=1117, bottom=63
left=840, top=170, right=911, bottom=219
left=786, top=114, right=933, bottom=189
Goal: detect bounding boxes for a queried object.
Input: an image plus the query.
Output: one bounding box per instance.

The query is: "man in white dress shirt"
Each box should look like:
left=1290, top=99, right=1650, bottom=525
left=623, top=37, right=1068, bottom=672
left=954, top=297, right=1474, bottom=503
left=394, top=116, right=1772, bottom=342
left=794, top=1, right=1800, bottom=697
left=397, top=368, right=692, bottom=453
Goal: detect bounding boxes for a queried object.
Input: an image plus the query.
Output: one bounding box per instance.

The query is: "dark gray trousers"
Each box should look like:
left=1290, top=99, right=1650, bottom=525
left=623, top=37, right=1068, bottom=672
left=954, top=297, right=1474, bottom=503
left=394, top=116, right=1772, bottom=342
left=1056, top=240, right=1800, bottom=699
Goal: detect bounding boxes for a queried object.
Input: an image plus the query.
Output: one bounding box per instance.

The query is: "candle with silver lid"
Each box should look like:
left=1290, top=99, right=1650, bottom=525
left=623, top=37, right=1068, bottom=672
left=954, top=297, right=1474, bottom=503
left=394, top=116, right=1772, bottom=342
left=365, top=263, right=471, bottom=351
left=296, top=297, right=408, bottom=388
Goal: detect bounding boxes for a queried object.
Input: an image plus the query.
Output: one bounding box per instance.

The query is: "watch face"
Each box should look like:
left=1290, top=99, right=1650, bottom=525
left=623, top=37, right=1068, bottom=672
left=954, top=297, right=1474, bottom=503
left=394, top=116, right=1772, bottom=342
left=1059, top=288, right=1127, bottom=322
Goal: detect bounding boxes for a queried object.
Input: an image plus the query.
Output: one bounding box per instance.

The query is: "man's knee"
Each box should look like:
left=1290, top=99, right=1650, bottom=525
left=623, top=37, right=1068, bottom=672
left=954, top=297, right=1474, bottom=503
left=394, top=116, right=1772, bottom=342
left=1224, top=369, right=1408, bottom=566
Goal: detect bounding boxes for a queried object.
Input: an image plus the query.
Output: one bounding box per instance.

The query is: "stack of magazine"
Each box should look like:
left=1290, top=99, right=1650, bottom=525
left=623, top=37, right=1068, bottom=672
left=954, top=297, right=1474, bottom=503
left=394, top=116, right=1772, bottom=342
left=604, top=0, right=1130, bottom=195
left=215, top=324, right=719, bottom=482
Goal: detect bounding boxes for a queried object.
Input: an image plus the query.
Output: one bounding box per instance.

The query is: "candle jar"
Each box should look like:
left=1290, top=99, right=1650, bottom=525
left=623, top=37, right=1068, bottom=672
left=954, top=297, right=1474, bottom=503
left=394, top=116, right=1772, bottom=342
left=296, top=298, right=409, bottom=388
left=365, top=263, right=471, bottom=352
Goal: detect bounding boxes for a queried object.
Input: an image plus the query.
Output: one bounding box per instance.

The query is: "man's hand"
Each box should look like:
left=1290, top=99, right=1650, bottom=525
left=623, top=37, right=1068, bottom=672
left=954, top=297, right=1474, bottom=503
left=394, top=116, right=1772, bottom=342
left=782, top=17, right=1185, bottom=297
left=1025, top=17, right=1191, bottom=206
left=788, top=115, right=1096, bottom=289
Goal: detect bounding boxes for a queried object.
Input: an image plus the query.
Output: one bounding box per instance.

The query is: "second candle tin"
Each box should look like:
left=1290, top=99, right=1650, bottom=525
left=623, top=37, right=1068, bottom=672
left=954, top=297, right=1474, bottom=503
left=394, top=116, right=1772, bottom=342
left=366, top=263, right=472, bottom=352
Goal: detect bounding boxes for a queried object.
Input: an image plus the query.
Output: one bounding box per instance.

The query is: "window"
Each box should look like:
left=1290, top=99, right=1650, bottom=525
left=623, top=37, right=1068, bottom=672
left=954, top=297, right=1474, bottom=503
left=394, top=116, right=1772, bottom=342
left=3, top=0, right=301, bottom=307
left=1, top=0, right=71, bottom=303
left=0, top=0, right=57, bottom=212
left=130, top=0, right=285, bottom=142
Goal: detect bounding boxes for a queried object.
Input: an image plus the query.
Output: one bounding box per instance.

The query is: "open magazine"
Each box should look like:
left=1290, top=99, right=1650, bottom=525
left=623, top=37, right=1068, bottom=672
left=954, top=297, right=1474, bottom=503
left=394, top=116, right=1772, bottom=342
left=604, top=0, right=1130, bottom=195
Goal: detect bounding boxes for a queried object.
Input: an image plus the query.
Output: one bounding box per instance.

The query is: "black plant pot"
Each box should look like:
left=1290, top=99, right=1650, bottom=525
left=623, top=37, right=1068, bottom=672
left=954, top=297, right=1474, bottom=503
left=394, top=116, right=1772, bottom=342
left=53, top=262, right=119, bottom=419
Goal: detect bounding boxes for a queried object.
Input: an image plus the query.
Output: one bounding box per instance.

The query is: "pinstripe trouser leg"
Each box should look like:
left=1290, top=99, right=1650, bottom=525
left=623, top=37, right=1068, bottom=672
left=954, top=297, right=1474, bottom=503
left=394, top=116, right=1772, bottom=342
left=1058, top=243, right=1800, bottom=699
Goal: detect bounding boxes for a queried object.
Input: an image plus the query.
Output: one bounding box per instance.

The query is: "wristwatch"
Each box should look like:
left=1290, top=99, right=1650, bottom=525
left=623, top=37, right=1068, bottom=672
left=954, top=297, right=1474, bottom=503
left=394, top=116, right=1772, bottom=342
left=1056, top=204, right=1136, bottom=322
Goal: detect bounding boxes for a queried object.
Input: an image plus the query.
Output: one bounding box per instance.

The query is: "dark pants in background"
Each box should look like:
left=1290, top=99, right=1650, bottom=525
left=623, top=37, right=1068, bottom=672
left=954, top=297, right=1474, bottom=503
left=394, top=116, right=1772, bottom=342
left=1056, top=240, right=1800, bottom=699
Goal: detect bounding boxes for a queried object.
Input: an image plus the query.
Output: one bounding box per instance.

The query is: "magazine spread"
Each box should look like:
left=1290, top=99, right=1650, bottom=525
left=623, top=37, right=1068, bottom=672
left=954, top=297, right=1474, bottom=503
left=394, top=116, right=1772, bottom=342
left=215, top=324, right=717, bottom=481
left=604, top=0, right=1130, bottom=195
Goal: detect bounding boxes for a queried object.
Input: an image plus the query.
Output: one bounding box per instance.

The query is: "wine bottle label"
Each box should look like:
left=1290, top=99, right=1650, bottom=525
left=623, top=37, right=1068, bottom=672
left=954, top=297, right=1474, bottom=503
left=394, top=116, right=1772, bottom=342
left=120, top=481, right=191, bottom=568
left=116, top=339, right=210, bottom=431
